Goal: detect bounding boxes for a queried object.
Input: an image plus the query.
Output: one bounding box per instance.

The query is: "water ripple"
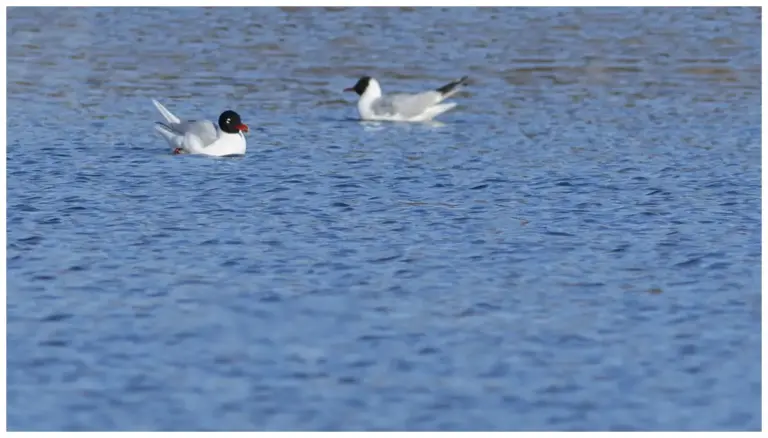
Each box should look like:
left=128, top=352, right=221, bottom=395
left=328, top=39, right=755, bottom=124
left=6, top=6, right=760, bottom=432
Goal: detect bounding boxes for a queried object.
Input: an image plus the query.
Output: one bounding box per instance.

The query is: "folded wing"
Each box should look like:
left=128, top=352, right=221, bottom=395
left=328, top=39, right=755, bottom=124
left=370, top=76, right=469, bottom=119
left=372, top=92, right=442, bottom=119
left=152, top=99, right=219, bottom=149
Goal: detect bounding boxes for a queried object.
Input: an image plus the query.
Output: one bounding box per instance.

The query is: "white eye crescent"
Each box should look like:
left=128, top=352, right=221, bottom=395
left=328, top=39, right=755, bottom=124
left=226, top=118, right=231, bottom=124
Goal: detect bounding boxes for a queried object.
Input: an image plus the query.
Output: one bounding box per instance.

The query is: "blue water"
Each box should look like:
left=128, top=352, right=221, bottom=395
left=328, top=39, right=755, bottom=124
left=6, top=7, right=761, bottom=431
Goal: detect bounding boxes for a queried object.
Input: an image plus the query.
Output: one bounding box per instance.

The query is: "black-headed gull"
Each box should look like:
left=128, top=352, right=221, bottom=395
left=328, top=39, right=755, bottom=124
left=152, top=99, right=249, bottom=156
left=344, top=75, right=469, bottom=122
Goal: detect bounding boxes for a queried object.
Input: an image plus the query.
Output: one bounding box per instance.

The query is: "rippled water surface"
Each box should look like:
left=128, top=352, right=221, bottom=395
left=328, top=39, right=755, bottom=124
left=6, top=7, right=761, bottom=431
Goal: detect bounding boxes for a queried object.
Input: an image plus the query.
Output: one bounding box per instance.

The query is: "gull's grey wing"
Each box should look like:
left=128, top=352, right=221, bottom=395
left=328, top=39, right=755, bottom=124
left=371, top=91, right=443, bottom=118
left=163, top=120, right=219, bottom=147
left=370, top=77, right=469, bottom=118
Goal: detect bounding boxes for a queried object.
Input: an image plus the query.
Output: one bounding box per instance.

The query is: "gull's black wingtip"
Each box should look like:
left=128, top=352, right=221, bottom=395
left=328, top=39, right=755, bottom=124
left=436, top=75, right=470, bottom=95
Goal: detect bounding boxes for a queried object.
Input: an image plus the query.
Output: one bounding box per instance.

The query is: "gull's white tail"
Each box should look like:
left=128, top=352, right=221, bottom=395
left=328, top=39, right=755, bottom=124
left=411, top=102, right=457, bottom=122
left=151, top=99, right=184, bottom=149
left=154, top=123, right=182, bottom=148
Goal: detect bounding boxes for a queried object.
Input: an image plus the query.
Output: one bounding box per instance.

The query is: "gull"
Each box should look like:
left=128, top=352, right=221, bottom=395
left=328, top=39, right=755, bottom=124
left=344, top=75, right=469, bottom=122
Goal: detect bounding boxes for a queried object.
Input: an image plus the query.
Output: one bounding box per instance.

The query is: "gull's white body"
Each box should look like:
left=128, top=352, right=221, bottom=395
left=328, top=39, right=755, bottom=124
left=152, top=99, right=246, bottom=157
left=355, top=78, right=464, bottom=122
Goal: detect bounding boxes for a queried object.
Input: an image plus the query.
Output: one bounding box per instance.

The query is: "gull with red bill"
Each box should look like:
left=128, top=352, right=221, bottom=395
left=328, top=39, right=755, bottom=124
left=152, top=99, right=249, bottom=157
left=344, top=75, right=469, bottom=122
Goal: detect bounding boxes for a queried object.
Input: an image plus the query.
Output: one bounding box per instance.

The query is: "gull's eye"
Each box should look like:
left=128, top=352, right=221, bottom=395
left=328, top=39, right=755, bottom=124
left=226, top=118, right=231, bottom=124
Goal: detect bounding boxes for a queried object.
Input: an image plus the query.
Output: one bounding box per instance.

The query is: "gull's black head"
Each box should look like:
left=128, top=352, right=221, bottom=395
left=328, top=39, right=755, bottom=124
left=218, top=110, right=249, bottom=134
left=344, top=76, right=372, bottom=96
